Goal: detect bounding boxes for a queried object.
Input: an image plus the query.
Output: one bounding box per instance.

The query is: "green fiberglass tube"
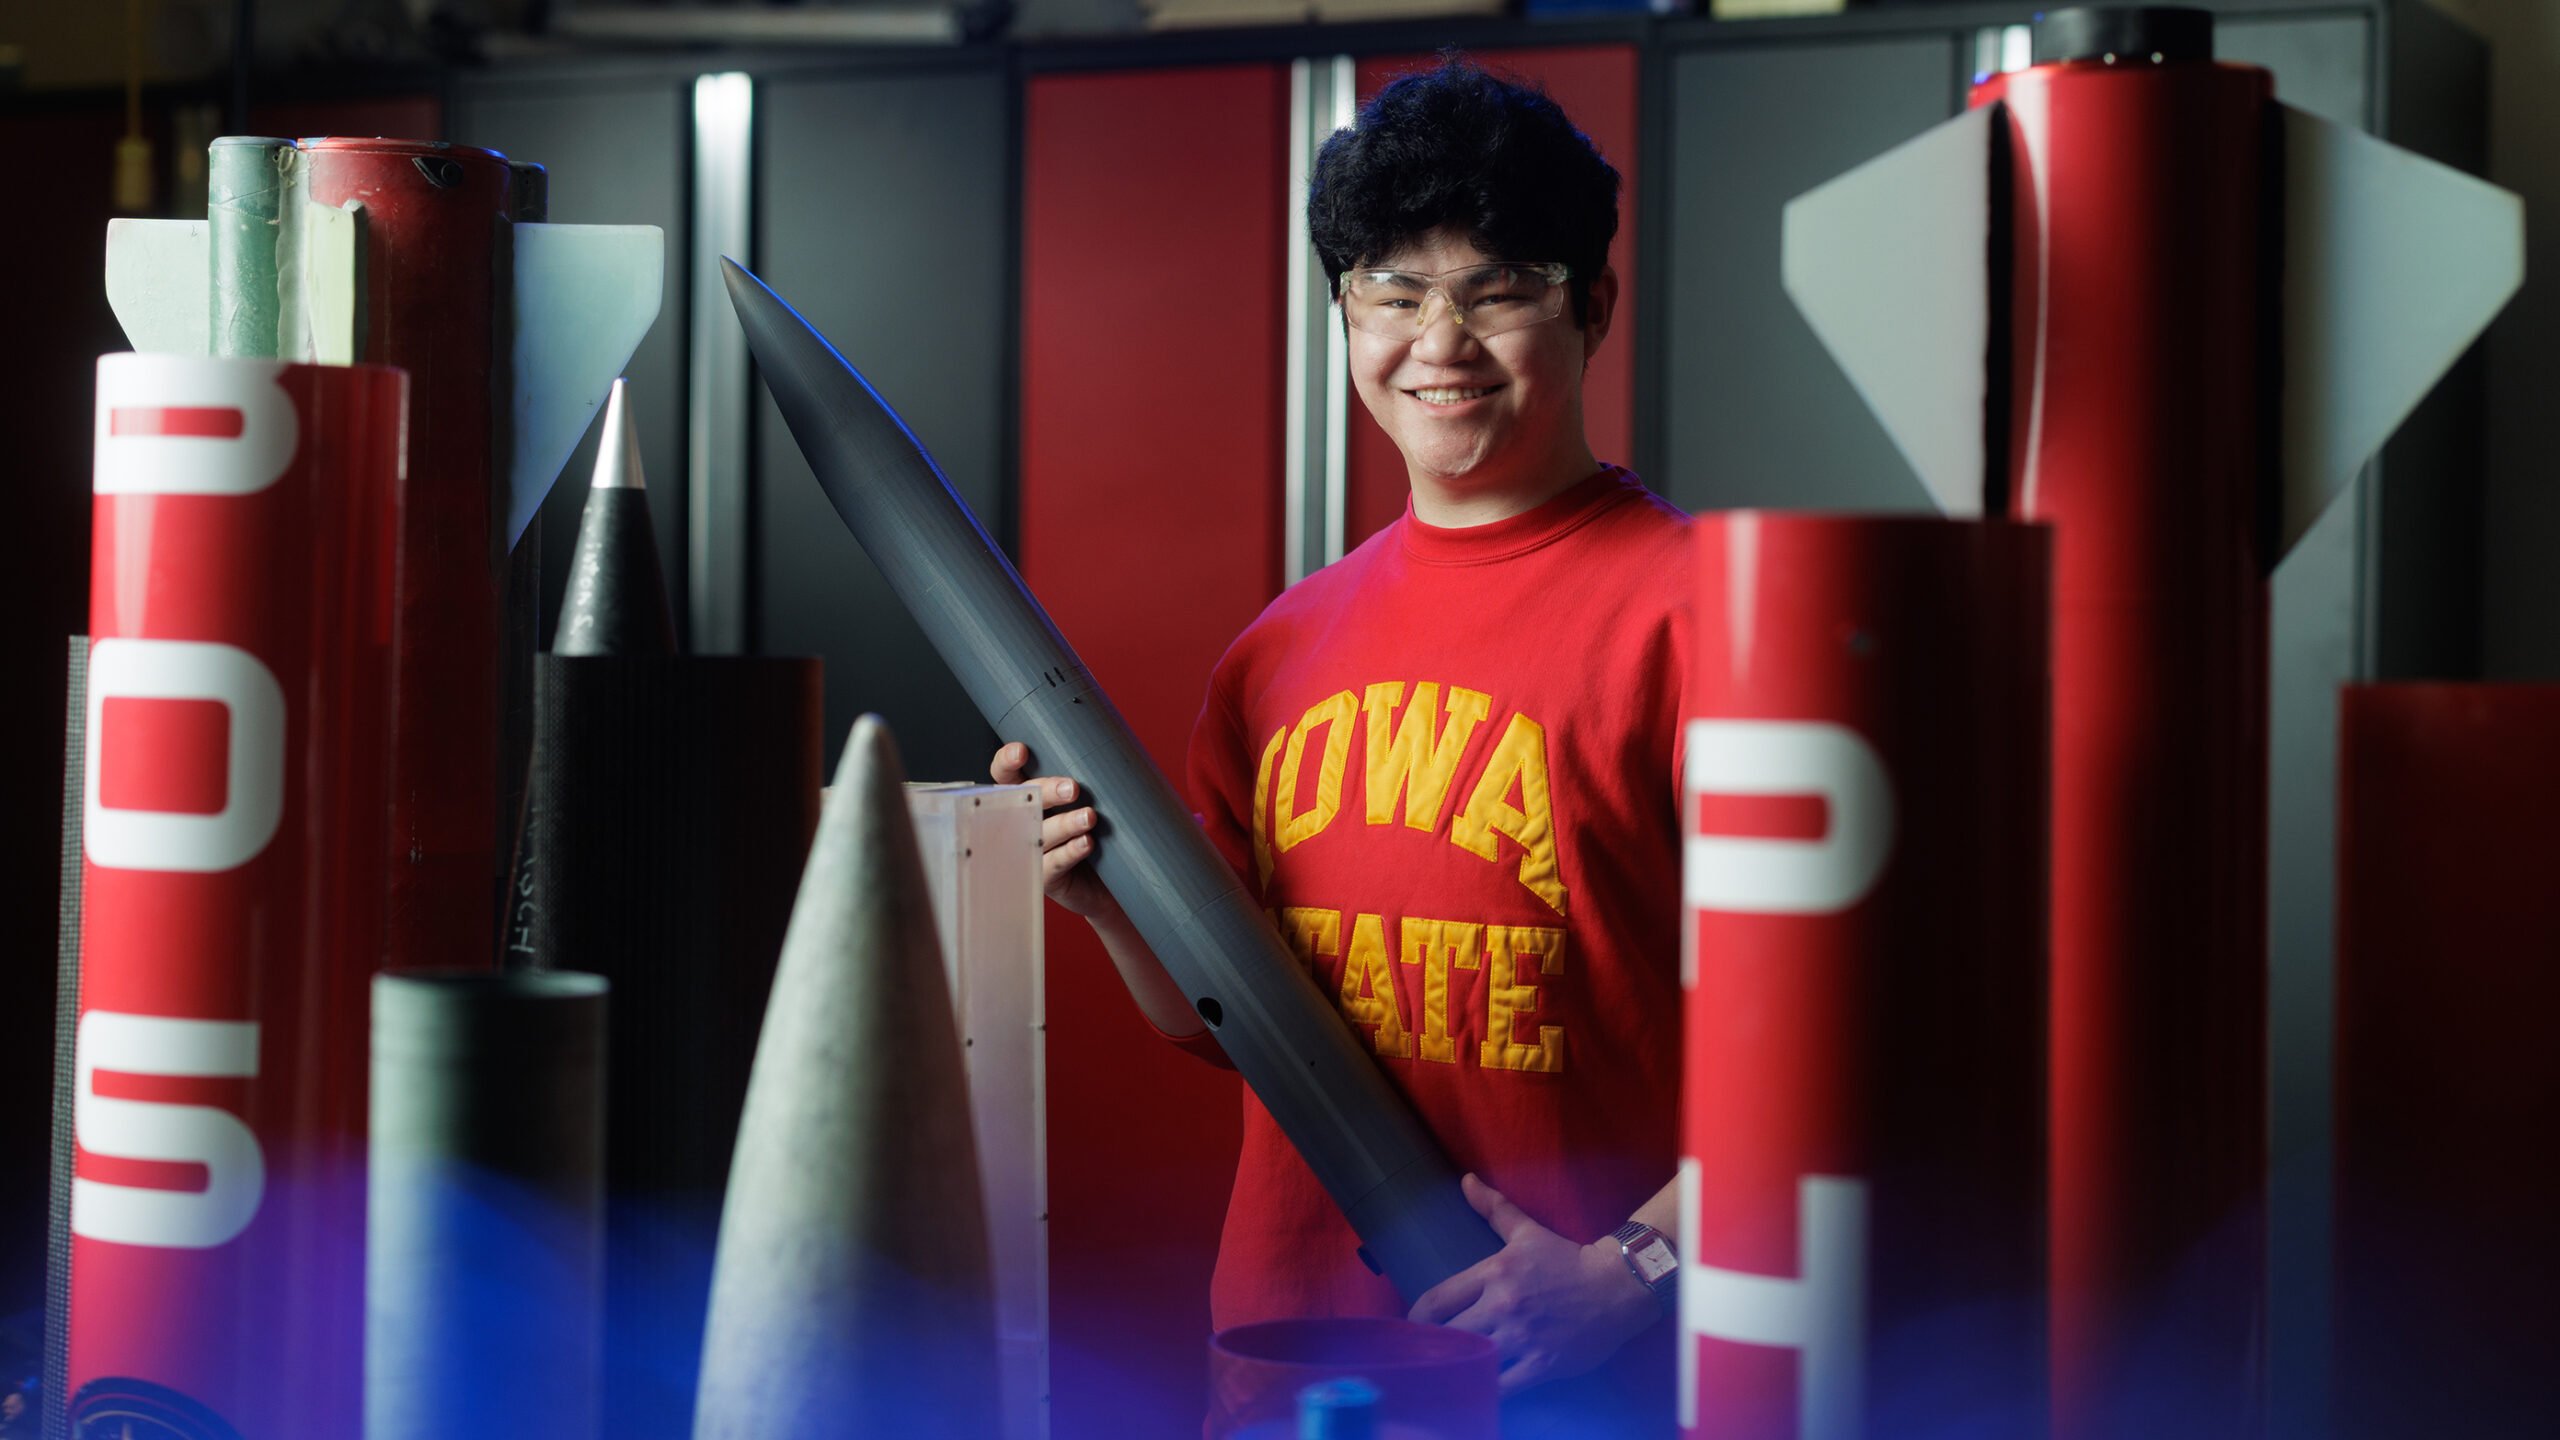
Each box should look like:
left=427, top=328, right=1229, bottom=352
left=208, top=136, right=292, bottom=357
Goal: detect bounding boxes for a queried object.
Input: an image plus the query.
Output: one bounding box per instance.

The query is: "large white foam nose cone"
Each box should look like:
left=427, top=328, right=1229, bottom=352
left=693, top=714, right=1000, bottom=1440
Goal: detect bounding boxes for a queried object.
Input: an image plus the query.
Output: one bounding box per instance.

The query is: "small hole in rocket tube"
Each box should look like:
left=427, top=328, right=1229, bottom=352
left=1196, top=996, right=1223, bottom=1028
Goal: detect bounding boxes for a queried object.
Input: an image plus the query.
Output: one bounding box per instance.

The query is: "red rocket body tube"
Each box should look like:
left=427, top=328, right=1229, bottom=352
left=71, top=353, right=405, bottom=1439
left=1973, top=54, right=2276, bottom=1436
left=301, top=138, right=514, bottom=972
left=1681, top=515, right=2049, bottom=1440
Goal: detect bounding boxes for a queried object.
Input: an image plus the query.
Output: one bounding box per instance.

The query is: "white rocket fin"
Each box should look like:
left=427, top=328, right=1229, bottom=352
left=1782, top=104, right=1999, bottom=518
left=507, top=223, right=665, bottom=546
left=2281, top=103, right=2523, bottom=553
left=104, top=219, right=210, bottom=356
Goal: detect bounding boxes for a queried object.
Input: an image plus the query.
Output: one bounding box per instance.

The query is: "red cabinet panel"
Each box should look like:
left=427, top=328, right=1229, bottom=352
left=1022, top=64, right=1286, bottom=1439
left=1346, top=45, right=1643, bottom=548
left=2335, top=685, right=2560, bottom=1437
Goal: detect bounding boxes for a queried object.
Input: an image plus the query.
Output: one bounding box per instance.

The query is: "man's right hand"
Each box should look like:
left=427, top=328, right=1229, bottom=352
left=991, top=741, right=1121, bottom=922
left=990, top=742, right=1204, bottom=1038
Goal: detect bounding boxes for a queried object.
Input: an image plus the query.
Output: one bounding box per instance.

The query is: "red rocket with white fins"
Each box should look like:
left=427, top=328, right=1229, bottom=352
left=1680, top=516, right=2051, bottom=1440
left=1774, top=6, right=2521, bottom=1434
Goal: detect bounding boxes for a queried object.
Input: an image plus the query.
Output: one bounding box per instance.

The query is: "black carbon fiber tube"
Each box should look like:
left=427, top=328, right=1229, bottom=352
left=723, top=258, right=1500, bottom=1302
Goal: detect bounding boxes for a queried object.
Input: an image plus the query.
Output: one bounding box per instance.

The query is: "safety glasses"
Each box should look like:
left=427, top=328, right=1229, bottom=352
left=1336, top=262, right=1572, bottom=342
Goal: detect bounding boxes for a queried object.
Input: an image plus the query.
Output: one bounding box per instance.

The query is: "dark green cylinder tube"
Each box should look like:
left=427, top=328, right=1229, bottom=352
left=366, top=968, right=608, bottom=1440
left=208, top=136, right=293, bottom=358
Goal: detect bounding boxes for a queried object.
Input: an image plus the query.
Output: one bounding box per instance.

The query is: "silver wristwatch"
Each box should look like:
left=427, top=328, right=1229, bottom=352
left=1611, top=1220, right=1678, bottom=1308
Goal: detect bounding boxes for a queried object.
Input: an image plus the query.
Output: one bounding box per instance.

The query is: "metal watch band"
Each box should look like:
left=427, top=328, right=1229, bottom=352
left=1611, top=1220, right=1678, bottom=1306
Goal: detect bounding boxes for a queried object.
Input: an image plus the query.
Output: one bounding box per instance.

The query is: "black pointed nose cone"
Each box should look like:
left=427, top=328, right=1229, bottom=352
left=554, top=379, right=675, bottom=657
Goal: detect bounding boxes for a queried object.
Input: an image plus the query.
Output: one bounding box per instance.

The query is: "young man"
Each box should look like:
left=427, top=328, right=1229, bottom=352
left=995, top=60, right=1689, bottom=1435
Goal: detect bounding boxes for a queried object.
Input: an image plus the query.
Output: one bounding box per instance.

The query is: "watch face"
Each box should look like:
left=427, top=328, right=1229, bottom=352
left=1631, top=1236, right=1678, bottom=1286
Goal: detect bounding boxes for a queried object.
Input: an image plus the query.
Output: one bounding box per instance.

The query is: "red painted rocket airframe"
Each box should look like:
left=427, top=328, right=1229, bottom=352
left=74, top=138, right=665, bottom=1438
left=73, top=354, right=406, bottom=1439
left=1680, top=515, right=2050, bottom=1440
left=1776, top=5, right=2521, bottom=1433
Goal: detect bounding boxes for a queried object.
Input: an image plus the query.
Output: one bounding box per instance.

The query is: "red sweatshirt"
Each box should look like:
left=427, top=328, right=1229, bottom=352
left=1182, top=467, right=1690, bottom=1353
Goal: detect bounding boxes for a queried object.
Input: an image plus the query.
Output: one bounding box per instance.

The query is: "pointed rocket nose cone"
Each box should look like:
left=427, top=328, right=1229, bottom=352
left=718, top=256, right=768, bottom=320
left=720, top=258, right=834, bottom=402
left=695, top=711, right=999, bottom=1440
left=811, top=715, right=938, bottom=936
left=590, top=378, right=646, bottom=491
left=833, top=713, right=903, bottom=820
left=554, top=379, right=675, bottom=656
left=788, top=715, right=960, bottom=1047
left=718, top=257, right=845, bottom=407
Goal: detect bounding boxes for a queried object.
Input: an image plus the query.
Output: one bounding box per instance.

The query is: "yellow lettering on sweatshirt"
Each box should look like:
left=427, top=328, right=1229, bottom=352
left=1274, top=691, right=1360, bottom=854
left=1249, top=724, right=1288, bottom=887
left=1275, top=906, right=1342, bottom=975
left=1363, top=681, right=1491, bottom=834
left=1398, top=917, right=1484, bottom=1064
left=1338, top=913, right=1415, bottom=1058
left=1449, top=712, right=1569, bottom=916
left=1480, top=925, right=1567, bottom=1074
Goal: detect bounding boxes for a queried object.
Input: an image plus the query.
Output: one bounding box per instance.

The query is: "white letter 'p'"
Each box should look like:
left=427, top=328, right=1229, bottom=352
left=1684, top=719, right=1894, bottom=915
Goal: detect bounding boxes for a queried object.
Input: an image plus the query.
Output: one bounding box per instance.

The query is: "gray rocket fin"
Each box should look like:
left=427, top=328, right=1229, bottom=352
left=103, top=219, right=210, bottom=356
left=505, top=223, right=664, bottom=547
left=2279, top=102, right=2523, bottom=554
left=1782, top=104, right=2000, bottom=518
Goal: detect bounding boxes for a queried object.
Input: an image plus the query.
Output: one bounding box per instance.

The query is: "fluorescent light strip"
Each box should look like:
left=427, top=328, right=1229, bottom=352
left=689, top=71, right=754, bottom=654
left=1285, top=56, right=1355, bottom=586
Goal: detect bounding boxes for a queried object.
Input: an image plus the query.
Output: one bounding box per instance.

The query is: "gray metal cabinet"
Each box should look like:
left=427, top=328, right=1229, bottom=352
left=1657, top=35, right=1959, bottom=516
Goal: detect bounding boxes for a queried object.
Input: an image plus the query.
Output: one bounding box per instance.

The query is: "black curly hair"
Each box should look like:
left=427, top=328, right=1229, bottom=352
left=1307, top=55, right=1622, bottom=325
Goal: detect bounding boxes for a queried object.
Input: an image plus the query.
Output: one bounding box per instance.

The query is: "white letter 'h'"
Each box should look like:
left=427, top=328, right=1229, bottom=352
left=1678, top=1161, right=1869, bottom=1439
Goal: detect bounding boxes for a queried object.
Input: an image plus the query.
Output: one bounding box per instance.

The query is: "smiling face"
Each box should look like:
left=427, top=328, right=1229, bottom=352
left=1346, top=227, right=1616, bottom=525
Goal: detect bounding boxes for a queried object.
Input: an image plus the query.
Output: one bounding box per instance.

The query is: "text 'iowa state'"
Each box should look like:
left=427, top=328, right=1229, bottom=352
left=1249, top=680, right=1575, bottom=1074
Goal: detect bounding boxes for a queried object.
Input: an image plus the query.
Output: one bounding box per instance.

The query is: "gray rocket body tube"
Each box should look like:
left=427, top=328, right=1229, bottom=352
left=721, top=258, right=1500, bottom=1301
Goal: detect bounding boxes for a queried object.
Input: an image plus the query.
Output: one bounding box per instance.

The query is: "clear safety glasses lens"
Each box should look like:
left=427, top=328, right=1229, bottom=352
left=1337, top=264, right=1570, bottom=342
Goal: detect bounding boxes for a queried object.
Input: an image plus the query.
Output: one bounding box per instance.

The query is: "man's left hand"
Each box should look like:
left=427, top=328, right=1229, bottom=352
left=1407, top=1173, right=1665, bottom=1397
